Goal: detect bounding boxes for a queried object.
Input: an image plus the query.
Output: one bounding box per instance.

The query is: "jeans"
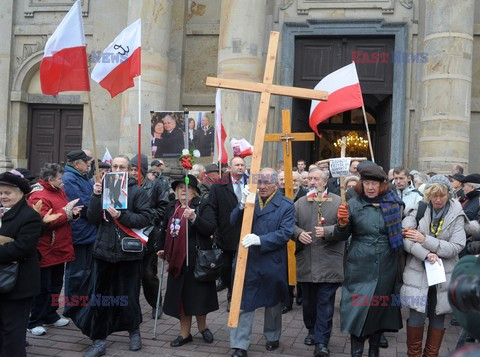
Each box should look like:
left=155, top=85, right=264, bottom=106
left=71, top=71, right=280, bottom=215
left=408, top=286, right=445, bottom=329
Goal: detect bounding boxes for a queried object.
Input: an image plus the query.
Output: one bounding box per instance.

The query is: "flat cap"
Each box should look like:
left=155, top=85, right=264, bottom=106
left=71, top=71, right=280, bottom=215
left=461, top=173, right=480, bottom=184
left=205, top=164, right=219, bottom=173
left=67, top=150, right=91, bottom=162
left=359, top=164, right=387, bottom=182
left=150, top=159, right=162, bottom=167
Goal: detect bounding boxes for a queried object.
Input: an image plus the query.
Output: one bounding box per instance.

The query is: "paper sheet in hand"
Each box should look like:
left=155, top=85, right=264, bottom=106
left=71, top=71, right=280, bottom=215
left=424, top=259, right=446, bottom=286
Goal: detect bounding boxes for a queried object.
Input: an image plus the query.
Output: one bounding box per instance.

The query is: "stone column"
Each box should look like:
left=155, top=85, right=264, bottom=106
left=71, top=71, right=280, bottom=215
left=217, top=0, right=267, bottom=163
left=118, top=0, right=173, bottom=156
left=0, top=0, right=14, bottom=170
left=418, top=0, right=474, bottom=173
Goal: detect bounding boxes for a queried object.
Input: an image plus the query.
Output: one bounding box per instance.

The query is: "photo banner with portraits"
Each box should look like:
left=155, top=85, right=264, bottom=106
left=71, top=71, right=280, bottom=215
left=150, top=110, right=215, bottom=159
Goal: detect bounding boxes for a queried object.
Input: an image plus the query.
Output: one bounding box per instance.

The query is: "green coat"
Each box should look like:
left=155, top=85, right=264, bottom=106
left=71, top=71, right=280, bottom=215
left=333, top=195, right=403, bottom=337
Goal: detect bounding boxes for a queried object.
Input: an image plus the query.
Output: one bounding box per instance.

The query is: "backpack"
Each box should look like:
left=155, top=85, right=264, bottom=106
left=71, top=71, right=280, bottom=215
left=415, top=201, right=428, bottom=227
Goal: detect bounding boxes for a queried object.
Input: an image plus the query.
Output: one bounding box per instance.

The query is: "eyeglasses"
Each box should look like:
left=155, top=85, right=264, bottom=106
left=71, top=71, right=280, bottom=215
left=112, top=165, right=128, bottom=170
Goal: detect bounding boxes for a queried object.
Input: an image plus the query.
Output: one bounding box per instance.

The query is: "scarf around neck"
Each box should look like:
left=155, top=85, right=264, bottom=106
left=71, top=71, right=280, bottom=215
left=164, top=201, right=189, bottom=278
left=363, top=189, right=404, bottom=249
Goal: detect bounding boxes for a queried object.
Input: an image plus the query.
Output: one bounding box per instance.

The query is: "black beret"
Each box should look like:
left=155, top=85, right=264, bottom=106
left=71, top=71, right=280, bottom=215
left=0, top=171, right=32, bottom=194
left=205, top=164, right=219, bottom=173
left=448, top=173, right=465, bottom=182
left=67, top=150, right=91, bottom=162
left=461, top=173, right=480, bottom=184
left=359, top=164, right=388, bottom=182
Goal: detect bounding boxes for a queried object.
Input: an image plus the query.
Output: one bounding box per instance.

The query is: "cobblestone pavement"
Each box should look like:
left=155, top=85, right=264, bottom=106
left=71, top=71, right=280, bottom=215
left=26, top=269, right=463, bottom=357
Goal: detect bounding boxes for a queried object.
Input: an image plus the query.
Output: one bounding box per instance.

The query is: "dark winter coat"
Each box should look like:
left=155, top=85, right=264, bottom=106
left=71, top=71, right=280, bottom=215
left=0, top=198, right=42, bottom=300
left=27, top=180, right=75, bottom=268
left=88, top=178, right=151, bottom=262
left=62, top=165, right=97, bottom=245
left=230, top=191, right=295, bottom=312
left=141, top=178, right=168, bottom=251
left=209, top=173, right=249, bottom=251
left=159, top=196, right=219, bottom=319
left=461, top=189, right=480, bottom=220
left=332, top=194, right=403, bottom=337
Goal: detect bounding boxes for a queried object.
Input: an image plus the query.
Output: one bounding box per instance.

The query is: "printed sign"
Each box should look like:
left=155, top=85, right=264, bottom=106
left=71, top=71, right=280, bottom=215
left=329, top=158, right=351, bottom=178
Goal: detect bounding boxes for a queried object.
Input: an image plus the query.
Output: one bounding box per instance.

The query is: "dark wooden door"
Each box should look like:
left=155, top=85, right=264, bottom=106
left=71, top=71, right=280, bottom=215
left=292, top=36, right=394, bottom=167
left=28, top=105, right=83, bottom=175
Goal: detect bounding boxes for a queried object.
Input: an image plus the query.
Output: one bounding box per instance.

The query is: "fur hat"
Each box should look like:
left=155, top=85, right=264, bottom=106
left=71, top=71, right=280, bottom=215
left=0, top=171, right=32, bottom=194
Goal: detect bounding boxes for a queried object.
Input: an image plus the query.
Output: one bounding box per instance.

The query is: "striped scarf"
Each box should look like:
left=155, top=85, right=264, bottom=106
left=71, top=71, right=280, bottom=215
left=363, top=189, right=404, bottom=249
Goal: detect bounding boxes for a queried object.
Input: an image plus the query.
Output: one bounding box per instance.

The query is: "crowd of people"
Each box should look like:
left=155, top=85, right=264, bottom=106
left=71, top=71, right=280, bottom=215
left=0, top=150, right=479, bottom=357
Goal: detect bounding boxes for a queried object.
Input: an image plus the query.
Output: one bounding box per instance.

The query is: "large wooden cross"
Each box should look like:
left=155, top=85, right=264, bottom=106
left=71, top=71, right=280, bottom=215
left=206, top=31, right=328, bottom=327
left=264, top=109, right=315, bottom=285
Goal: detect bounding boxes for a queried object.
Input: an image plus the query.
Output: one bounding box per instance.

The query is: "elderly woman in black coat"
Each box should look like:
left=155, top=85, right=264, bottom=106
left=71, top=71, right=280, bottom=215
left=0, top=171, right=42, bottom=357
left=157, top=174, right=218, bottom=347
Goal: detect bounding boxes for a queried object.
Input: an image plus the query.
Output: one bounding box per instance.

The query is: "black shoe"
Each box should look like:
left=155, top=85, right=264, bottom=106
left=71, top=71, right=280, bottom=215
left=216, top=279, right=227, bottom=292
left=304, top=334, right=315, bottom=346
left=265, top=340, right=279, bottom=351
left=314, top=343, right=330, bottom=357
left=227, top=300, right=231, bottom=312
left=281, top=305, right=292, bottom=314
left=170, top=334, right=193, bottom=347
left=379, top=333, right=388, bottom=349
left=83, top=340, right=107, bottom=357
left=231, top=349, right=248, bottom=357
left=152, top=306, right=163, bottom=319
left=200, top=328, right=214, bottom=343
left=296, top=296, right=303, bottom=305
left=351, top=335, right=366, bottom=357
left=368, top=333, right=381, bottom=357
left=129, top=329, right=142, bottom=351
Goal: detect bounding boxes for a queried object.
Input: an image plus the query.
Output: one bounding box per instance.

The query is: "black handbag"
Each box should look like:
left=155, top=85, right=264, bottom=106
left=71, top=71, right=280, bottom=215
left=0, top=261, right=19, bottom=294
left=121, top=237, right=144, bottom=253
left=194, top=244, right=223, bottom=282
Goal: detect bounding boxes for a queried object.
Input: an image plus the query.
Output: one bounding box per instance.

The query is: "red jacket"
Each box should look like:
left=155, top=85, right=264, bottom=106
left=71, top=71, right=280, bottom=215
left=27, top=180, right=75, bottom=268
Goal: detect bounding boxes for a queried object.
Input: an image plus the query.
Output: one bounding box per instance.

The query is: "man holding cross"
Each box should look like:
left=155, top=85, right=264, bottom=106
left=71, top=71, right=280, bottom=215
left=294, top=167, right=343, bottom=357
left=229, top=167, right=295, bottom=356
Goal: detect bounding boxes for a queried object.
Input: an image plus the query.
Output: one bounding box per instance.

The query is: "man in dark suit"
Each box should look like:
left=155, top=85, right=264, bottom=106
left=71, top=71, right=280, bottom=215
left=208, top=156, right=248, bottom=310
left=109, top=173, right=124, bottom=209
left=156, top=115, right=184, bottom=158
left=195, top=114, right=215, bottom=157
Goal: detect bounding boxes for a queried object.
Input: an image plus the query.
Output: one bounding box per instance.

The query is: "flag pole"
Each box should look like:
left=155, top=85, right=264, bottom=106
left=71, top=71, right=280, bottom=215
left=137, top=75, right=142, bottom=186
left=87, top=71, right=101, bottom=183
left=184, top=111, right=189, bottom=269
left=361, top=105, right=375, bottom=162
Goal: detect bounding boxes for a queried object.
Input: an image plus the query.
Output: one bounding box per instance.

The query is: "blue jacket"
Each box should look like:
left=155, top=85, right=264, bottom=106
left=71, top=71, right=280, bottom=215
left=62, top=165, right=97, bottom=245
left=230, top=191, right=295, bottom=312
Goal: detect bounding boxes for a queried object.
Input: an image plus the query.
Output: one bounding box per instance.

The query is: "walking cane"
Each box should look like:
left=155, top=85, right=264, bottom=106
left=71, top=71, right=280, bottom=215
left=152, top=257, right=165, bottom=339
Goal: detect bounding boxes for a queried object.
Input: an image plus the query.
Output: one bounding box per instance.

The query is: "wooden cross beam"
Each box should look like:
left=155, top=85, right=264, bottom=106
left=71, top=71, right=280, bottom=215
left=264, top=109, right=315, bottom=286
left=206, top=31, right=328, bottom=328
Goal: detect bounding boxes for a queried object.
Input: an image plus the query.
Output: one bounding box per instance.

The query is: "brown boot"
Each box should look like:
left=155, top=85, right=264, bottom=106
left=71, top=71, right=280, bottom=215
left=406, top=324, right=424, bottom=357
left=422, top=326, right=445, bottom=357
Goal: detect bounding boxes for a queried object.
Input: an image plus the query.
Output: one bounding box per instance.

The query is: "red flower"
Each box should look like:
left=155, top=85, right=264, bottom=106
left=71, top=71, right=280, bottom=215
left=181, top=156, right=193, bottom=170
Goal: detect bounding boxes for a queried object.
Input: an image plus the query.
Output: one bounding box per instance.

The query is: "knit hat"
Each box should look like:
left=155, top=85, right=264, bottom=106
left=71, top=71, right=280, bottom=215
left=130, top=154, right=148, bottom=177
left=426, top=174, right=453, bottom=196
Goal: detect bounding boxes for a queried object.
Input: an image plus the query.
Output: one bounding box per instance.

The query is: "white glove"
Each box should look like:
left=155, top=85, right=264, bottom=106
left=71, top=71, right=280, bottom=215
left=242, top=233, right=261, bottom=248
left=240, top=185, right=250, bottom=205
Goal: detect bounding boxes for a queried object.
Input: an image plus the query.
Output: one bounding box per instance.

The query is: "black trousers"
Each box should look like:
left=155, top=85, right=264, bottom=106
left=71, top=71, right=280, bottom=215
left=0, top=297, right=32, bottom=357
left=142, top=246, right=161, bottom=308
left=220, top=249, right=235, bottom=299
left=28, top=263, right=65, bottom=328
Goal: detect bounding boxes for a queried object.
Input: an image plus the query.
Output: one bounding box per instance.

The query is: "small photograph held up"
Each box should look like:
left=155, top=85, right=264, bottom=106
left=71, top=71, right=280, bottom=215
left=103, top=172, right=128, bottom=210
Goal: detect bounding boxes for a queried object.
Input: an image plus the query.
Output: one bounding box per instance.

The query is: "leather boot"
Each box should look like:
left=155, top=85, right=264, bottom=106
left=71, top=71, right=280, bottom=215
left=368, top=333, right=381, bottom=357
left=83, top=339, right=106, bottom=357
left=407, top=324, right=424, bottom=357
left=422, top=326, right=445, bottom=357
left=351, top=335, right=366, bottom=357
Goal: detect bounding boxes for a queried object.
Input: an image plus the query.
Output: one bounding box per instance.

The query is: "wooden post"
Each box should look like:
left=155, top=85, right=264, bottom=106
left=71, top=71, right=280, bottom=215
left=340, top=137, right=347, bottom=203
left=206, top=31, right=328, bottom=328
left=264, top=109, right=315, bottom=285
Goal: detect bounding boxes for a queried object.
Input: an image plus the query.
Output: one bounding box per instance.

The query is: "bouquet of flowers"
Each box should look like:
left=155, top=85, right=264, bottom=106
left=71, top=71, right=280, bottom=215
left=179, top=148, right=201, bottom=170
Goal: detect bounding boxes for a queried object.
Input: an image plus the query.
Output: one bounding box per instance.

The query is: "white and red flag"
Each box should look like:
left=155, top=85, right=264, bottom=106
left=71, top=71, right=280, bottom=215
left=231, top=138, right=254, bottom=158
left=102, top=148, right=113, bottom=166
left=40, top=0, right=90, bottom=95
left=309, top=63, right=364, bottom=136
left=91, top=19, right=141, bottom=98
left=215, top=90, right=229, bottom=164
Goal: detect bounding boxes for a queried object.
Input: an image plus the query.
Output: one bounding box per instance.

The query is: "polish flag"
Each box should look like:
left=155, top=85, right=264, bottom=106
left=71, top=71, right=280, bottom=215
left=102, top=148, right=113, bottom=166
left=309, top=63, right=364, bottom=136
left=91, top=19, right=141, bottom=98
left=231, top=138, right=254, bottom=158
left=215, top=90, right=229, bottom=164
left=40, top=0, right=90, bottom=95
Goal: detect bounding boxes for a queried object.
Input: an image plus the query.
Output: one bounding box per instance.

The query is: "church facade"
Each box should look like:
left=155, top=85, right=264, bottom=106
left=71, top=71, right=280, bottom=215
left=1, top=0, right=478, bottom=174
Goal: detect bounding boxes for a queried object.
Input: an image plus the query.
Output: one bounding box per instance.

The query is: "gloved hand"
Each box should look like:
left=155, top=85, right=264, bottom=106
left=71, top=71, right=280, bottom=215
left=240, top=185, right=251, bottom=205
left=337, top=203, right=349, bottom=227
left=242, top=233, right=261, bottom=248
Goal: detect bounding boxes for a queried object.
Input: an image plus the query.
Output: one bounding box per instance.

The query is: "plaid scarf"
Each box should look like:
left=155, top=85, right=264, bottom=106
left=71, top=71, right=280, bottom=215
left=258, top=191, right=276, bottom=210
left=363, top=189, right=404, bottom=249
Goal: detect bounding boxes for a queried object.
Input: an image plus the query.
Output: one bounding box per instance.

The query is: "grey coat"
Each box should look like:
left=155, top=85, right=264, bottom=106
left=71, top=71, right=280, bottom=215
left=402, top=199, right=467, bottom=314
left=293, top=193, right=344, bottom=283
